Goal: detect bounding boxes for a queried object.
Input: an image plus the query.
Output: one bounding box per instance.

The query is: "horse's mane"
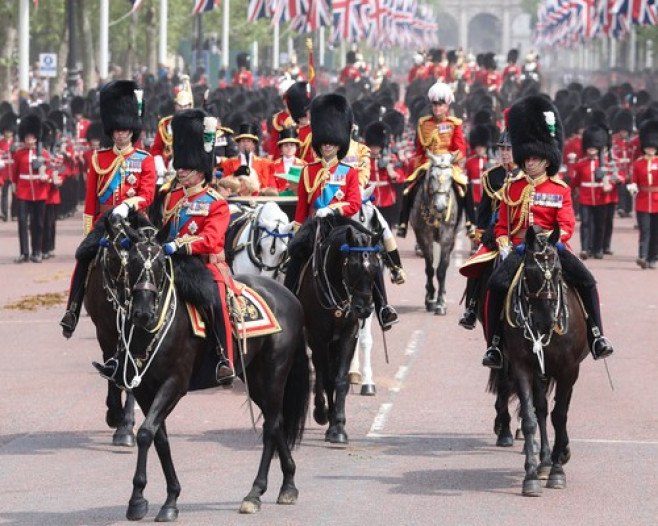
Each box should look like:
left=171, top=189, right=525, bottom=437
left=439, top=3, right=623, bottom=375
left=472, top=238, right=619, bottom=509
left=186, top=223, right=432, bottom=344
left=171, top=254, right=218, bottom=314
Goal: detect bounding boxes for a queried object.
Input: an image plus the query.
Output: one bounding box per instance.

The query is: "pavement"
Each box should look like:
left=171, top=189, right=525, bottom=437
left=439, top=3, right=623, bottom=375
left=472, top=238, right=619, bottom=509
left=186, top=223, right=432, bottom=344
left=0, top=210, right=657, bottom=526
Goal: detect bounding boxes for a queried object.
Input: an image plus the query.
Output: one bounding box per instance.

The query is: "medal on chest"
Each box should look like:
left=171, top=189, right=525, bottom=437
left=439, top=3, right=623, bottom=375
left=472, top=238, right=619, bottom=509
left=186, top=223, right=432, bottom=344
left=188, top=220, right=198, bottom=234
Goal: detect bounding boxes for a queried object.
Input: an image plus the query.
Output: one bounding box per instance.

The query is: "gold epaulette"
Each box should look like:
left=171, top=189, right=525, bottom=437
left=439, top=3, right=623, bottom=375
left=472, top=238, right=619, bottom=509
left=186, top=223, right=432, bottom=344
left=549, top=176, right=568, bottom=187
left=418, top=115, right=433, bottom=125
left=446, top=115, right=463, bottom=126
left=219, top=126, right=234, bottom=135
left=207, top=187, right=223, bottom=200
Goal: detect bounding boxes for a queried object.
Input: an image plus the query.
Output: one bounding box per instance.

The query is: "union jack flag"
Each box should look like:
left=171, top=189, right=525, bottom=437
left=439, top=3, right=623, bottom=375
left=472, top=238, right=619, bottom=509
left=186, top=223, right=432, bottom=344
left=193, top=0, right=219, bottom=14
left=272, top=0, right=308, bottom=25
left=331, top=0, right=364, bottom=43
left=248, top=0, right=274, bottom=21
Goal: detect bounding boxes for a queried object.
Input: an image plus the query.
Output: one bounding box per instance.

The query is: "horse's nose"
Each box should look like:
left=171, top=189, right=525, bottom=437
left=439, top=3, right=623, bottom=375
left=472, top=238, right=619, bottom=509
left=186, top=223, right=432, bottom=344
left=354, top=303, right=374, bottom=320
left=132, top=307, right=152, bottom=327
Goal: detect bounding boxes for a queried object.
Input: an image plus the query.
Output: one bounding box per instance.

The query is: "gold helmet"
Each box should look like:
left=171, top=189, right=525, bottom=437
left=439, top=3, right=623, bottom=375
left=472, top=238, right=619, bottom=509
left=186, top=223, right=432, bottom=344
left=174, top=75, right=193, bottom=108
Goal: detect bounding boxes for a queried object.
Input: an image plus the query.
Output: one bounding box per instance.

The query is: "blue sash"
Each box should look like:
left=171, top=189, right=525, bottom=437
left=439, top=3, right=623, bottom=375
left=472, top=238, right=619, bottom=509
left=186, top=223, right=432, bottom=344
left=99, top=166, right=122, bottom=204
left=169, top=193, right=214, bottom=238
left=98, top=151, right=148, bottom=204
left=313, top=164, right=349, bottom=209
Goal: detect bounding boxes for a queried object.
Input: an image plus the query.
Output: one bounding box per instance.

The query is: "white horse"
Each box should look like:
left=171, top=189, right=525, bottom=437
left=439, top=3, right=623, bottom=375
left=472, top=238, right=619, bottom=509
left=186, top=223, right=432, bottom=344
left=228, top=201, right=295, bottom=282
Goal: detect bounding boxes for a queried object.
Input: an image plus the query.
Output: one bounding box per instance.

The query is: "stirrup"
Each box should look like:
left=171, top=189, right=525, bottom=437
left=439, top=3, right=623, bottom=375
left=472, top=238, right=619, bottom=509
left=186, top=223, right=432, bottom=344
left=482, top=346, right=503, bottom=369
left=92, top=357, right=119, bottom=381
left=378, top=305, right=399, bottom=331
left=458, top=308, right=477, bottom=330
left=591, top=336, right=614, bottom=360
left=216, top=360, right=235, bottom=387
left=60, top=310, right=78, bottom=339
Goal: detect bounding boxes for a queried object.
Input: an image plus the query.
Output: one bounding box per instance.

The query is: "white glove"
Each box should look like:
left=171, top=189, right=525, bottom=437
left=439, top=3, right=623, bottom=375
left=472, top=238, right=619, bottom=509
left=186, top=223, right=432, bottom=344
left=112, top=202, right=130, bottom=219
left=0, top=159, right=5, bottom=170
left=499, top=246, right=511, bottom=261
left=154, top=155, right=167, bottom=177
left=316, top=207, right=334, bottom=218
left=626, top=182, right=639, bottom=196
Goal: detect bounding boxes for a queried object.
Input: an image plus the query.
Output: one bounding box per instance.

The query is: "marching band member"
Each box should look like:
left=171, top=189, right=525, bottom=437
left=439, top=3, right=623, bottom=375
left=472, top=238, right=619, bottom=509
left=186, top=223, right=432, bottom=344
left=232, top=53, right=254, bottom=89
left=502, top=49, right=521, bottom=84
left=407, top=51, right=428, bottom=84
left=464, top=124, right=492, bottom=214
left=0, top=111, right=17, bottom=221
left=219, top=123, right=275, bottom=193
left=267, top=78, right=296, bottom=159
left=339, top=50, right=361, bottom=85
left=60, top=80, right=155, bottom=338
left=271, top=127, right=305, bottom=194
left=611, top=108, right=634, bottom=217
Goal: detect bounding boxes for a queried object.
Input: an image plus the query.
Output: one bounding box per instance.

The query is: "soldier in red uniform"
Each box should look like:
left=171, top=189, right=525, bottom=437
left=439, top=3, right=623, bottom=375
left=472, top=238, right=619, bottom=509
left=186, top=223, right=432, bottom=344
left=232, top=53, right=254, bottom=89
left=40, top=120, right=63, bottom=259
left=70, top=96, right=89, bottom=156
left=397, top=81, right=468, bottom=237
left=285, top=81, right=316, bottom=164
left=219, top=123, right=275, bottom=193
left=285, top=93, right=399, bottom=329
left=501, top=49, right=521, bottom=84
left=570, top=124, right=610, bottom=259
left=629, top=120, right=658, bottom=268
left=0, top=111, right=17, bottom=221
left=339, top=50, right=362, bottom=85
left=611, top=108, right=634, bottom=217
left=267, top=78, right=296, bottom=159
left=11, top=113, right=52, bottom=263
left=407, top=51, right=428, bottom=84
left=482, top=53, right=501, bottom=93
left=60, top=80, right=156, bottom=338
left=464, top=124, right=492, bottom=212
left=427, top=49, right=446, bottom=81
left=481, top=96, right=613, bottom=369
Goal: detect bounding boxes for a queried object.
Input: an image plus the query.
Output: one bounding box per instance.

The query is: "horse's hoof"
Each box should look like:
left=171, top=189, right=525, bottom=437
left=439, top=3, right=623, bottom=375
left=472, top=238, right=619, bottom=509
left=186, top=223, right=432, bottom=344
left=313, top=406, right=328, bottom=426
left=360, top=384, right=376, bottom=396
left=434, top=305, right=447, bottom=316
left=515, top=428, right=524, bottom=440
left=559, top=445, right=571, bottom=465
left=325, top=429, right=349, bottom=447
left=239, top=497, right=261, bottom=514
left=546, top=468, right=567, bottom=489
left=537, top=462, right=552, bottom=480
left=425, top=301, right=436, bottom=312
left=522, top=479, right=542, bottom=497
left=348, top=372, right=362, bottom=385
left=496, top=430, right=514, bottom=447
left=277, top=487, right=299, bottom=505
left=113, top=430, right=136, bottom=447
left=126, top=498, right=148, bottom=521
left=154, top=505, right=179, bottom=522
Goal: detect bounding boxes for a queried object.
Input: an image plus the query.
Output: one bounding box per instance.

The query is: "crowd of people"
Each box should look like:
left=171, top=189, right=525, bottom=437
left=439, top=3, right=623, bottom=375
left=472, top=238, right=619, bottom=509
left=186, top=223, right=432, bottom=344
left=3, top=44, right=658, bottom=381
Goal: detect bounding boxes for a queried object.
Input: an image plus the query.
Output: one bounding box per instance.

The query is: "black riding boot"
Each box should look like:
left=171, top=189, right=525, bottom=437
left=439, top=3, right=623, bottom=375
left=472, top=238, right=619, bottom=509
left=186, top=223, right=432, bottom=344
left=92, top=355, right=120, bottom=381
left=397, top=184, right=420, bottom=238
left=458, top=277, right=479, bottom=330
left=576, top=284, right=614, bottom=359
left=384, top=248, right=406, bottom=284
left=373, top=269, right=398, bottom=331
left=60, top=258, right=91, bottom=338
left=462, top=183, right=476, bottom=238
left=210, top=296, right=234, bottom=385
left=482, top=287, right=505, bottom=369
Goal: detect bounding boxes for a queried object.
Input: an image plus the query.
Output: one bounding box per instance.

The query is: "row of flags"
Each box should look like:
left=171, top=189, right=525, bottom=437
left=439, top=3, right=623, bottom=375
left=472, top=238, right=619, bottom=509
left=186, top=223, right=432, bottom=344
left=248, top=0, right=439, bottom=49
left=535, top=0, right=658, bottom=49
left=129, top=0, right=220, bottom=15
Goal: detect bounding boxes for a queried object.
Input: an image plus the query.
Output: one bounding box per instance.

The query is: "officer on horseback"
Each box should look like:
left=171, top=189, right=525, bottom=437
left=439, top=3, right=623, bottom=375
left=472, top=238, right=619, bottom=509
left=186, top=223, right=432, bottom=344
left=480, top=96, right=614, bottom=369
left=284, top=93, right=399, bottom=330
left=397, top=81, right=472, bottom=239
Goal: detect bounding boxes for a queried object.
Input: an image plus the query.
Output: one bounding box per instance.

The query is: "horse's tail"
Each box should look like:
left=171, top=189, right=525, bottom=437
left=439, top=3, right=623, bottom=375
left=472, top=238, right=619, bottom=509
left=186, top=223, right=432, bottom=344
left=281, top=331, right=310, bottom=449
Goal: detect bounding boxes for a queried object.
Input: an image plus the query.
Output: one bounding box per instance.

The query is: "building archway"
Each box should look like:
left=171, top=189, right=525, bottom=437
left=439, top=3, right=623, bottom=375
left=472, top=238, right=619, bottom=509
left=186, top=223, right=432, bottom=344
left=438, top=13, right=459, bottom=50
left=467, top=13, right=502, bottom=54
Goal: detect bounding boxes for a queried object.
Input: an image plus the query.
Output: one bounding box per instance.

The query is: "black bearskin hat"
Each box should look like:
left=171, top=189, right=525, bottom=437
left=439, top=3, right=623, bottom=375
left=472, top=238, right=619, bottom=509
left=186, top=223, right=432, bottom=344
left=346, top=50, right=357, bottom=64
left=0, top=111, right=17, bottom=134
left=446, top=50, right=457, bottom=65
left=18, top=113, right=42, bottom=142
left=99, top=80, right=142, bottom=140
left=429, top=48, right=443, bottom=63
left=612, top=109, right=633, bottom=134
left=85, top=120, right=105, bottom=143
left=311, top=93, right=353, bottom=160
left=70, top=95, right=86, bottom=116
left=382, top=110, right=405, bottom=140
left=469, top=124, right=491, bottom=149
left=172, top=109, right=216, bottom=182
left=508, top=95, right=564, bottom=176
left=47, top=110, right=69, bottom=133
left=581, top=124, right=609, bottom=152
left=507, top=49, right=519, bottom=64
left=237, top=52, right=251, bottom=70
left=41, top=120, right=57, bottom=151
left=284, top=82, right=313, bottom=123
left=364, top=121, right=391, bottom=149
left=484, top=52, right=497, bottom=71
left=639, top=119, right=658, bottom=151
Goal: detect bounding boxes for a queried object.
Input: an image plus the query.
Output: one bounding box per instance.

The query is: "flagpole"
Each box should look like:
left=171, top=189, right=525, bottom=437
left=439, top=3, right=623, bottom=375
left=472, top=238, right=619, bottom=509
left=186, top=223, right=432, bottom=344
left=319, top=26, right=325, bottom=67
left=273, top=21, right=280, bottom=71
left=610, top=38, right=616, bottom=69
left=18, top=0, right=29, bottom=97
left=99, top=0, right=109, bottom=81
left=159, top=0, right=168, bottom=69
left=222, top=0, right=229, bottom=73
left=629, top=26, right=637, bottom=72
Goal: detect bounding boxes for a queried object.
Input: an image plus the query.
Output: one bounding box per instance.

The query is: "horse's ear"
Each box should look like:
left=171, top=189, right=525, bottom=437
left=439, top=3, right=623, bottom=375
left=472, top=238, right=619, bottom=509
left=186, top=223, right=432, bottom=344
left=548, top=225, right=561, bottom=245
left=156, top=223, right=170, bottom=245
left=122, top=218, right=141, bottom=243
left=525, top=225, right=536, bottom=247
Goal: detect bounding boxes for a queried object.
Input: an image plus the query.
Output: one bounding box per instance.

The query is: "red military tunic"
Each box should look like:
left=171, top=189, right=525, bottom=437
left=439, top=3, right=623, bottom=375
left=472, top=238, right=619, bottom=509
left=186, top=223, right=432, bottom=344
left=150, top=115, right=173, bottom=166
left=562, top=135, right=582, bottom=181
left=369, top=155, right=402, bottom=209
left=407, top=64, right=428, bottom=84
left=484, top=70, right=502, bottom=93
left=162, top=182, right=233, bottom=359
left=464, top=155, right=488, bottom=204
left=221, top=155, right=275, bottom=191
left=297, top=124, right=316, bottom=164
left=429, top=63, right=447, bottom=81
left=632, top=155, right=658, bottom=214
left=232, top=70, right=254, bottom=89
left=502, top=64, right=522, bottom=83
left=294, top=158, right=362, bottom=226
left=339, top=65, right=361, bottom=85
left=0, top=137, right=13, bottom=185
left=268, top=110, right=295, bottom=159
left=11, top=147, right=52, bottom=202
left=496, top=172, right=575, bottom=248
left=272, top=156, right=305, bottom=193
left=83, top=146, right=156, bottom=234
left=412, top=115, right=466, bottom=171
left=571, top=158, right=606, bottom=206
left=612, top=133, right=632, bottom=182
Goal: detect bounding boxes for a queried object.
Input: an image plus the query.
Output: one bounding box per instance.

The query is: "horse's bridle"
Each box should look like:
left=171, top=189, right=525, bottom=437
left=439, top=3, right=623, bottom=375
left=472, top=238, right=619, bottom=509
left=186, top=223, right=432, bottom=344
left=422, top=158, right=453, bottom=227
left=240, top=206, right=293, bottom=277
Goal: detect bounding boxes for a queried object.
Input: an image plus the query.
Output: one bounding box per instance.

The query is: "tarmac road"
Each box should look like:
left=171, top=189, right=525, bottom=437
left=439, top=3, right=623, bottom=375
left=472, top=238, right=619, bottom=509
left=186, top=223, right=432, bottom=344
left=0, top=211, right=657, bottom=525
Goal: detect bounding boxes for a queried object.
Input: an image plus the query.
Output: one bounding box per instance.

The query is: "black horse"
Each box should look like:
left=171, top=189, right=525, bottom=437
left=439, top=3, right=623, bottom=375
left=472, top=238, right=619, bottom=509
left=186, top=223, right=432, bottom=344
left=96, top=214, right=310, bottom=521
left=295, top=216, right=382, bottom=445
left=493, top=226, right=588, bottom=496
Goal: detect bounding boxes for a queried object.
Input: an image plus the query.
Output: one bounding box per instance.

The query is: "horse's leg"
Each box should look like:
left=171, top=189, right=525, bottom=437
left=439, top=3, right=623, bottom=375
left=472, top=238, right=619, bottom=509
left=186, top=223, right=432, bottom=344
left=273, top=418, right=299, bottom=506
left=105, top=381, right=124, bottom=428
left=423, top=243, right=436, bottom=311
left=434, top=240, right=452, bottom=316
left=493, top=365, right=514, bottom=447
left=326, top=337, right=357, bottom=446
left=533, top=376, right=552, bottom=480
left=310, top=345, right=328, bottom=425
left=240, top=412, right=278, bottom=514
left=547, top=373, right=577, bottom=489
left=516, top=371, right=542, bottom=497
left=152, top=422, right=181, bottom=522
left=348, top=331, right=362, bottom=386
left=113, top=391, right=136, bottom=448
left=359, top=314, right=375, bottom=395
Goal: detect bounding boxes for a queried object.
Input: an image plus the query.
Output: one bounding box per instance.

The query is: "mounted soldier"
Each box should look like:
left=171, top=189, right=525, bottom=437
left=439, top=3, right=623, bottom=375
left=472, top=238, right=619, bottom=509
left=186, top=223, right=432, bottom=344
left=478, top=95, right=614, bottom=369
